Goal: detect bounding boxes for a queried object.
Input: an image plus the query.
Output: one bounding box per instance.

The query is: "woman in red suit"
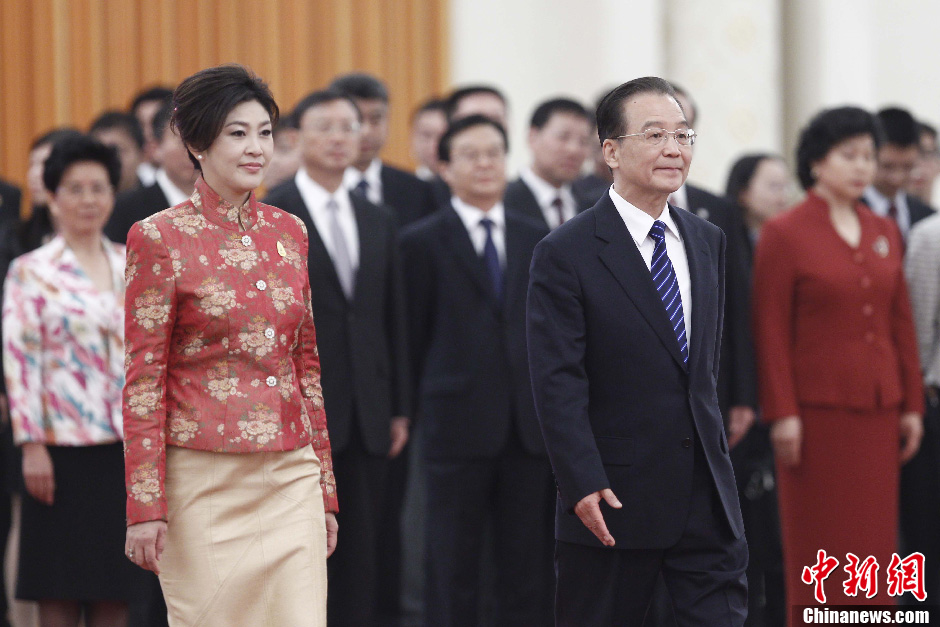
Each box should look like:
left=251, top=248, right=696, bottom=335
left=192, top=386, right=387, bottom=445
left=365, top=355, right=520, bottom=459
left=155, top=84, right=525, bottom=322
left=753, top=107, right=924, bottom=619
left=122, top=65, right=337, bottom=626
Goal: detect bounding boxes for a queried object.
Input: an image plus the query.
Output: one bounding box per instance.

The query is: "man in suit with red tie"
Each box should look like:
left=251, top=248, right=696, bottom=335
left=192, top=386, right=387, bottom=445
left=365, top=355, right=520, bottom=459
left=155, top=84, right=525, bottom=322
left=527, top=77, right=747, bottom=626
left=504, top=97, right=596, bottom=230
left=263, top=89, right=412, bottom=627
left=401, top=115, right=552, bottom=626
left=862, top=107, right=935, bottom=240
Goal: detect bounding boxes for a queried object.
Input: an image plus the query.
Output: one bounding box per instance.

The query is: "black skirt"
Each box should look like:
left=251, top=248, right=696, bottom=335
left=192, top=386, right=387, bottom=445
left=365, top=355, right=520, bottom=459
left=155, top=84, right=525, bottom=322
left=17, top=442, right=144, bottom=602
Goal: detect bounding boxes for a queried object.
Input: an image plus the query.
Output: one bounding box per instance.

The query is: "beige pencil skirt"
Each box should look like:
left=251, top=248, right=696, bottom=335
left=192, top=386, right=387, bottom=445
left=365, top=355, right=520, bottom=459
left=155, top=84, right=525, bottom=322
left=158, top=445, right=327, bottom=627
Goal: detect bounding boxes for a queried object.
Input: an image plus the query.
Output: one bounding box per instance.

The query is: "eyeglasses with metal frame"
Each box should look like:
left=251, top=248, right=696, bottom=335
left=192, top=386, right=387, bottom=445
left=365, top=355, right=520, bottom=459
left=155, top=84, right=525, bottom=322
left=616, top=128, right=696, bottom=146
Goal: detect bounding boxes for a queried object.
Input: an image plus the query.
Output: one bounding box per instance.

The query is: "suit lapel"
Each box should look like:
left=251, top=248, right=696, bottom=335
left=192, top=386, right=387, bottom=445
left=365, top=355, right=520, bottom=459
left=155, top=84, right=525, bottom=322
left=594, top=196, right=688, bottom=371
left=502, top=215, right=526, bottom=316
left=350, top=194, right=380, bottom=303
left=285, top=181, right=348, bottom=303
left=506, top=180, right=547, bottom=227
left=670, top=206, right=712, bottom=371
left=441, top=207, right=501, bottom=311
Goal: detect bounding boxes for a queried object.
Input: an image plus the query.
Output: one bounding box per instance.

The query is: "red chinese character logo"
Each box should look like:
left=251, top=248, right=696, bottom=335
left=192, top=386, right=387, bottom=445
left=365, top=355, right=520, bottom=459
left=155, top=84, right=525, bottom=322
left=843, top=553, right=879, bottom=598
left=802, top=549, right=840, bottom=603
left=886, top=552, right=927, bottom=602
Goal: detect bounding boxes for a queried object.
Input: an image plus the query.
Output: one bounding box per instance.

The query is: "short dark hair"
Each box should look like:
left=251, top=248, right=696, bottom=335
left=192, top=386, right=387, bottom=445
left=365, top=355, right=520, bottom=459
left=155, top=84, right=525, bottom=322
left=152, top=100, right=174, bottom=142
left=725, top=153, right=783, bottom=203
left=171, top=64, right=279, bottom=171
left=795, top=106, right=883, bottom=190
left=291, top=89, right=362, bottom=127
left=130, top=86, right=174, bottom=115
left=919, top=121, right=938, bottom=141
left=329, top=73, right=389, bottom=103
left=875, top=107, right=919, bottom=148
left=595, top=77, right=678, bottom=144
left=669, top=82, right=697, bottom=125
left=42, top=134, right=121, bottom=193
left=530, top=98, right=589, bottom=129
left=89, top=111, right=145, bottom=149
left=437, top=114, right=508, bottom=163
left=30, top=127, right=83, bottom=152
left=444, top=85, right=507, bottom=121
left=411, top=97, right=446, bottom=124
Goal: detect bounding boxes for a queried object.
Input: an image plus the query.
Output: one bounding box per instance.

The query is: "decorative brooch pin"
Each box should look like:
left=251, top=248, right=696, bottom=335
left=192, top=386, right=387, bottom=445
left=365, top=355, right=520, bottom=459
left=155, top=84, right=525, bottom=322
left=873, top=235, right=889, bottom=258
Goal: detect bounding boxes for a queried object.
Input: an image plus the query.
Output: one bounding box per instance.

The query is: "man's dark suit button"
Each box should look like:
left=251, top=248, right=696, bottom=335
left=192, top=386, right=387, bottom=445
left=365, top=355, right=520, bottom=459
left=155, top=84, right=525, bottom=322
left=682, top=438, right=692, bottom=448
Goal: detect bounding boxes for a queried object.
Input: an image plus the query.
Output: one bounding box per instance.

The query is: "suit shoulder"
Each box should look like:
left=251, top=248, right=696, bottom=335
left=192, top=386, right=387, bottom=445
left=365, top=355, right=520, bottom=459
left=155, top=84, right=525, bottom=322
left=382, top=163, right=423, bottom=185
left=907, top=194, right=936, bottom=223
left=911, top=211, right=940, bottom=240
left=506, top=210, right=550, bottom=238
left=539, top=206, right=595, bottom=249
left=401, top=208, right=447, bottom=241
left=260, top=178, right=299, bottom=206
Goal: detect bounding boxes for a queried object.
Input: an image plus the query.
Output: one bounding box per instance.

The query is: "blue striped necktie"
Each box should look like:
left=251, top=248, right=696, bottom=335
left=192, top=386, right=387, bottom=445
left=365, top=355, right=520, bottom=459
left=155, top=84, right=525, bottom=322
left=649, top=220, right=688, bottom=363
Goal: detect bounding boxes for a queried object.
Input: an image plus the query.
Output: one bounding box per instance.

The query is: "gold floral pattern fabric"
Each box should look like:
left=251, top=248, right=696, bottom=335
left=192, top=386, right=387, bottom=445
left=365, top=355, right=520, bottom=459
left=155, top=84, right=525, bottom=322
left=123, top=177, right=336, bottom=525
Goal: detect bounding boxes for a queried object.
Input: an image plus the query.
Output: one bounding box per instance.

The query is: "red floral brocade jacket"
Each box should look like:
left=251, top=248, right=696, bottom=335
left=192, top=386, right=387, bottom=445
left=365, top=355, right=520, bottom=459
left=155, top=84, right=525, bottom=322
left=123, top=178, right=337, bottom=525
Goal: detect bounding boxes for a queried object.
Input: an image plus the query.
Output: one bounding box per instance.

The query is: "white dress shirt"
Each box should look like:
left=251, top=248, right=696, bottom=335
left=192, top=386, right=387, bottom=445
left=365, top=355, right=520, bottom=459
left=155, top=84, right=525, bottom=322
left=451, top=197, right=507, bottom=268
left=519, top=167, right=578, bottom=228
left=864, top=186, right=911, bottom=238
left=343, top=158, right=384, bottom=206
left=154, top=168, right=190, bottom=207
left=137, top=162, right=157, bottom=187
left=608, top=187, right=692, bottom=341
left=415, top=165, right=434, bottom=181
left=296, top=168, right=360, bottom=270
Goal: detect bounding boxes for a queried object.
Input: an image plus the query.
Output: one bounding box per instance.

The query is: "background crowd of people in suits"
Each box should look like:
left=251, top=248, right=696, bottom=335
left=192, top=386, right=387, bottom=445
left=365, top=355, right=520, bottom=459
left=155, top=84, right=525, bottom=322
left=0, top=68, right=938, bottom=627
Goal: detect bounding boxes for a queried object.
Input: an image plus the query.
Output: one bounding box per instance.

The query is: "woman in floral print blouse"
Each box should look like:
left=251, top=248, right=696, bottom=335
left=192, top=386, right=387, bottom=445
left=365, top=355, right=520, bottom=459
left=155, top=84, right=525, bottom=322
left=123, top=64, right=337, bottom=626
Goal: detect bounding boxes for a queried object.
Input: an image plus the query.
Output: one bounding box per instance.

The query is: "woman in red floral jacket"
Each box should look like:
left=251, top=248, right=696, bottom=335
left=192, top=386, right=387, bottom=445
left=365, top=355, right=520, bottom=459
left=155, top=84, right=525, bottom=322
left=123, top=64, right=337, bottom=626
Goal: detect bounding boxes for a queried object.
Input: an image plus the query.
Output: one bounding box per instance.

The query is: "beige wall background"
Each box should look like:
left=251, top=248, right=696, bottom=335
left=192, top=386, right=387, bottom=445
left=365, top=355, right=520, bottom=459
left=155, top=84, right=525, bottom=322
left=450, top=0, right=940, bottom=195
left=0, top=0, right=449, bottom=214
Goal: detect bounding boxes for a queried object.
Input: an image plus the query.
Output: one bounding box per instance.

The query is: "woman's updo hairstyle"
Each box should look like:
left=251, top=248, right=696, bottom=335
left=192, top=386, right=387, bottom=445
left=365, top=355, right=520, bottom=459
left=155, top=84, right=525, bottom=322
left=171, top=64, right=279, bottom=171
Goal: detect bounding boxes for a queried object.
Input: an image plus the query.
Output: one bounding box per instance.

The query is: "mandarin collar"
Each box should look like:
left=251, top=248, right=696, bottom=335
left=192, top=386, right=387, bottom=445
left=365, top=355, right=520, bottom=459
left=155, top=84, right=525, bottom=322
left=191, top=176, right=257, bottom=231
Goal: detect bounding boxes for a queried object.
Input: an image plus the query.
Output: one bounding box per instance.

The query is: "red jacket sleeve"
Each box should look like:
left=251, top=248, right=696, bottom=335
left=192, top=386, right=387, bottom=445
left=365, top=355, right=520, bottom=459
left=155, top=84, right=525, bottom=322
left=752, top=219, right=800, bottom=421
left=123, top=220, right=177, bottom=525
left=292, top=227, right=338, bottom=513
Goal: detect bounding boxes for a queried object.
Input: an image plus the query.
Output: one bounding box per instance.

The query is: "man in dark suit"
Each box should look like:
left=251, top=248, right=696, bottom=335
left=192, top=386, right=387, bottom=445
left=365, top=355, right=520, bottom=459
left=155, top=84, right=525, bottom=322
left=527, top=77, right=747, bottom=626
left=429, top=86, right=512, bottom=209
left=862, top=106, right=935, bottom=239
left=263, top=89, right=411, bottom=627
left=105, top=101, right=196, bottom=244
left=401, top=115, right=552, bottom=627
left=504, top=97, right=595, bottom=229
left=864, top=106, right=940, bottom=609
left=328, top=73, right=436, bottom=227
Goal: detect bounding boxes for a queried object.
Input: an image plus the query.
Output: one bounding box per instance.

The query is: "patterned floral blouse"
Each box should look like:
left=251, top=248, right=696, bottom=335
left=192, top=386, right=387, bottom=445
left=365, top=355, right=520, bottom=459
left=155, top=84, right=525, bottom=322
left=123, top=177, right=337, bottom=525
left=3, top=236, right=126, bottom=446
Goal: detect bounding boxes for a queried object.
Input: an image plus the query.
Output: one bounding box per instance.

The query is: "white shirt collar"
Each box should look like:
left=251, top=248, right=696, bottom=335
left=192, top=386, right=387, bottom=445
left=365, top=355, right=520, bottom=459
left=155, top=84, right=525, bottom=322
left=343, top=158, right=383, bottom=198
left=451, top=196, right=505, bottom=232
left=154, top=168, right=190, bottom=207
left=864, top=185, right=907, bottom=215
left=519, top=167, right=572, bottom=207
left=608, top=186, right=682, bottom=248
left=297, top=167, right=348, bottom=208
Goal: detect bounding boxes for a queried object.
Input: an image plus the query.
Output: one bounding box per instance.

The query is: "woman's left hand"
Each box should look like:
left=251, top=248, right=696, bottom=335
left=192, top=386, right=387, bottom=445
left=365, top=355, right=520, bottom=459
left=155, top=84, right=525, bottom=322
left=325, top=512, right=338, bottom=558
left=899, top=412, right=924, bottom=464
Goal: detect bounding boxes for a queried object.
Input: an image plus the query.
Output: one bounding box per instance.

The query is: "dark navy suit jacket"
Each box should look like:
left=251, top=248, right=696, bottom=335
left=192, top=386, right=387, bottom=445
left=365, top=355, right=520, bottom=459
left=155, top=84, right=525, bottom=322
left=527, top=192, right=744, bottom=549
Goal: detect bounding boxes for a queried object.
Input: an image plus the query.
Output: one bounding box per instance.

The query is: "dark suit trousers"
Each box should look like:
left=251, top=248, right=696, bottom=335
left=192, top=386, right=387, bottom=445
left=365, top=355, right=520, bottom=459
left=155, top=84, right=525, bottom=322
left=900, top=391, right=940, bottom=603
left=555, top=439, right=748, bottom=627
left=424, top=433, right=553, bottom=627
left=328, top=424, right=389, bottom=627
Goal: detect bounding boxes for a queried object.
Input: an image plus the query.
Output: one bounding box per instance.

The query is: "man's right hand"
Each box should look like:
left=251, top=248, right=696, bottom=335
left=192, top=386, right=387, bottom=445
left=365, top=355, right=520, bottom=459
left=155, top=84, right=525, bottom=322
left=574, top=488, right=622, bottom=547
